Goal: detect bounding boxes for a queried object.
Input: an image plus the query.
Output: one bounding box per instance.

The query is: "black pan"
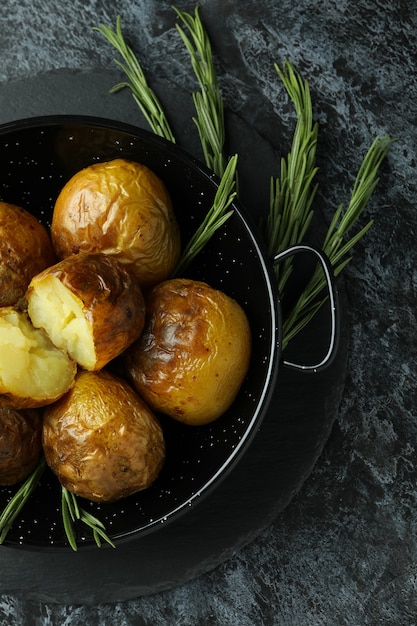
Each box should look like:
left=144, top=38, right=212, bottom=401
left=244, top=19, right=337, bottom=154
left=0, top=115, right=338, bottom=550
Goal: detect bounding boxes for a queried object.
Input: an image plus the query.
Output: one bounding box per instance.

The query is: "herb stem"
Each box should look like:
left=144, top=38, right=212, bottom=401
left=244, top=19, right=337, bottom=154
left=0, top=456, right=47, bottom=544
left=264, top=61, right=319, bottom=297
left=94, top=16, right=175, bottom=142
left=61, top=486, right=115, bottom=551
left=172, top=154, right=238, bottom=277
left=282, top=134, right=394, bottom=349
left=173, top=5, right=227, bottom=177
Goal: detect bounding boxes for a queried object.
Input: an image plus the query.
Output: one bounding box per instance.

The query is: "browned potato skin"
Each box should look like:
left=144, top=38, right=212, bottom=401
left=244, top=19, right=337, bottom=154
left=0, top=405, right=43, bottom=485
left=51, top=158, right=181, bottom=289
left=0, top=202, right=56, bottom=306
left=27, top=253, right=146, bottom=371
left=124, top=278, right=252, bottom=426
left=43, top=370, right=166, bottom=502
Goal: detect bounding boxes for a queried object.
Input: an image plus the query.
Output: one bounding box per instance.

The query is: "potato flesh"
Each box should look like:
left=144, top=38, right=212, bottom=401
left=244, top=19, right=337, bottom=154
left=27, top=275, right=95, bottom=370
left=0, top=310, right=73, bottom=400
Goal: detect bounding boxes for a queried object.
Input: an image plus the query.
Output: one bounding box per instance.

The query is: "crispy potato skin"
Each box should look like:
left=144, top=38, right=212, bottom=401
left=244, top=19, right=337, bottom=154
left=51, top=158, right=181, bottom=288
left=0, top=405, right=43, bottom=485
left=124, top=278, right=252, bottom=425
left=0, top=307, right=77, bottom=410
left=27, top=253, right=146, bottom=371
left=0, top=202, right=56, bottom=306
left=42, top=370, right=166, bottom=502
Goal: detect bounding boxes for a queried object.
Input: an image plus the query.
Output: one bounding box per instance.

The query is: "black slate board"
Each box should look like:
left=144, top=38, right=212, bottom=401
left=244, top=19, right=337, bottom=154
left=0, top=69, right=349, bottom=603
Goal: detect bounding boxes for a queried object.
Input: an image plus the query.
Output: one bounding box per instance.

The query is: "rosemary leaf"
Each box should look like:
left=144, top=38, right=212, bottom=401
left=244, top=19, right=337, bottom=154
left=79, top=510, right=114, bottom=549
left=283, top=299, right=325, bottom=346
left=172, top=154, right=238, bottom=277
left=61, top=488, right=78, bottom=551
left=61, top=486, right=115, bottom=551
left=0, top=456, right=47, bottom=544
left=94, top=17, right=175, bottom=142
left=282, top=134, right=394, bottom=349
left=264, top=61, right=319, bottom=296
left=173, top=5, right=227, bottom=177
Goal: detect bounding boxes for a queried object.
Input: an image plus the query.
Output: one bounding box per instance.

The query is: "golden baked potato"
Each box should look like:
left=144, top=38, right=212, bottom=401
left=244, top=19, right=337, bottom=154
left=26, top=252, right=146, bottom=371
left=0, top=201, right=55, bottom=307
left=51, top=158, right=181, bottom=288
left=0, top=307, right=76, bottom=409
left=124, top=278, right=252, bottom=425
left=0, top=405, right=43, bottom=485
left=42, top=369, right=166, bottom=503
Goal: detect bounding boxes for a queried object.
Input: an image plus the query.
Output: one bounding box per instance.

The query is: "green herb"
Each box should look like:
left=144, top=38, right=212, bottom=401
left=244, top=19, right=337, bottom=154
left=0, top=456, right=46, bottom=544
left=0, top=458, right=114, bottom=550
left=96, top=12, right=236, bottom=275
left=263, top=61, right=319, bottom=297
left=94, top=16, right=175, bottom=142
left=61, top=486, right=115, bottom=551
left=281, top=133, right=394, bottom=349
left=263, top=61, right=394, bottom=347
left=172, top=153, right=238, bottom=277
left=173, top=5, right=227, bottom=177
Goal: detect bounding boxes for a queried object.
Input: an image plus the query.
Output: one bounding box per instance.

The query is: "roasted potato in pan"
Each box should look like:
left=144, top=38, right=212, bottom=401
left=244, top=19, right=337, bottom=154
left=0, top=307, right=76, bottom=409
left=0, top=405, right=43, bottom=485
left=124, top=278, right=252, bottom=426
left=0, top=201, right=56, bottom=307
left=42, top=369, right=166, bottom=503
left=26, top=252, right=146, bottom=371
left=51, top=158, right=181, bottom=289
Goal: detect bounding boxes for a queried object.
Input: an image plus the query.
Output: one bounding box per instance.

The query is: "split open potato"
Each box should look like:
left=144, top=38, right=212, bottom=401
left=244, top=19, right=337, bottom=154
left=0, top=201, right=56, bottom=307
left=0, top=154, right=253, bottom=519
left=26, top=252, right=146, bottom=371
left=42, top=369, right=166, bottom=502
left=0, top=307, right=76, bottom=409
left=0, top=405, right=43, bottom=485
left=51, top=158, right=181, bottom=288
left=124, top=278, right=252, bottom=425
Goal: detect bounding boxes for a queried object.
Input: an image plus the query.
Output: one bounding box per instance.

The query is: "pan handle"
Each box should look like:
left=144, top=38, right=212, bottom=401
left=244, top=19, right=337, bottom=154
left=273, top=244, right=339, bottom=373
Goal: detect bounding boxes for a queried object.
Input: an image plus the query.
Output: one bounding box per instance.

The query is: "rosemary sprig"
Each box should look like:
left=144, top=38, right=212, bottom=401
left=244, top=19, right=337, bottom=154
left=281, top=134, right=394, bottom=349
left=94, top=16, right=175, bottom=142
left=172, top=154, right=238, bottom=277
left=61, top=486, right=115, bottom=551
left=264, top=61, right=393, bottom=348
left=97, top=11, right=235, bottom=276
left=263, top=61, right=319, bottom=297
left=0, top=456, right=46, bottom=544
left=173, top=5, right=227, bottom=177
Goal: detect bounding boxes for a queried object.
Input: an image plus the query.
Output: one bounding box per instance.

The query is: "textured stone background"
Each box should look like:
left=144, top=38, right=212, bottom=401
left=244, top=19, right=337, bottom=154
left=0, top=0, right=416, bottom=624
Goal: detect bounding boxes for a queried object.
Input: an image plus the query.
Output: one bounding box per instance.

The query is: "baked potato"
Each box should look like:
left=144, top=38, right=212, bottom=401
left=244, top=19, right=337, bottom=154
left=124, top=278, right=252, bottom=425
left=26, top=252, right=146, bottom=371
left=42, top=369, right=166, bottom=502
left=0, top=405, right=43, bottom=485
left=0, top=201, right=56, bottom=307
left=51, top=158, right=181, bottom=288
left=0, top=307, right=76, bottom=409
